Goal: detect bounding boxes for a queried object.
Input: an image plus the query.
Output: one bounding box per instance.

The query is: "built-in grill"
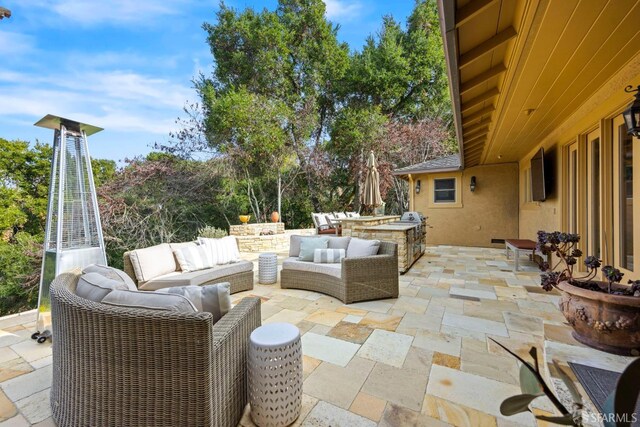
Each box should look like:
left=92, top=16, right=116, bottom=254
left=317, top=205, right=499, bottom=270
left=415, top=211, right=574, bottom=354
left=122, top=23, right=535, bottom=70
left=388, top=212, right=427, bottom=272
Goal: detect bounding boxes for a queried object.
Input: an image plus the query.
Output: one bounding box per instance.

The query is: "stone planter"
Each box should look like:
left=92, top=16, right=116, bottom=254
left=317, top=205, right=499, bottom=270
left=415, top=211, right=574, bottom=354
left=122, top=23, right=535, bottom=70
left=558, top=280, right=640, bottom=356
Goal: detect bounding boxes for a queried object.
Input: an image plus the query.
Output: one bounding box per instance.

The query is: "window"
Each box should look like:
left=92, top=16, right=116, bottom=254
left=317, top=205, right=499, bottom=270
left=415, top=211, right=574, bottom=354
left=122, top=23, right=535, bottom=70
left=523, top=167, right=532, bottom=203
left=619, top=124, right=634, bottom=271
left=434, top=178, right=456, bottom=203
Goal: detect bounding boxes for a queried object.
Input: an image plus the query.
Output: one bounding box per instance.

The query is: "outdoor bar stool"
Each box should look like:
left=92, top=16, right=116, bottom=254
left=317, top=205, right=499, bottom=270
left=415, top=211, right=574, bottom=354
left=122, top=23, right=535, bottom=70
left=248, top=322, right=303, bottom=427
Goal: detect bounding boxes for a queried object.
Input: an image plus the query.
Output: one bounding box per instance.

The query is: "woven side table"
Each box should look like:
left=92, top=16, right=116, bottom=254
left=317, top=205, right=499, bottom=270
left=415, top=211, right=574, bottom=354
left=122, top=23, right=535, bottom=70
left=248, top=323, right=302, bottom=427
left=258, top=252, right=278, bottom=284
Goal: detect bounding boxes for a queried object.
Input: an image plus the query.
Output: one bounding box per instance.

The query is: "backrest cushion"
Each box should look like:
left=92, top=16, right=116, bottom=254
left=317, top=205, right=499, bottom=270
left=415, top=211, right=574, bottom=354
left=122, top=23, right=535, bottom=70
left=327, top=236, right=351, bottom=251
left=76, top=272, right=130, bottom=302
left=173, top=242, right=215, bottom=272
left=346, top=237, right=381, bottom=258
left=289, top=235, right=321, bottom=257
left=128, top=243, right=177, bottom=283
left=199, top=236, right=240, bottom=265
left=82, top=264, right=137, bottom=291
left=299, top=236, right=329, bottom=261
left=313, top=248, right=345, bottom=264
left=170, top=242, right=195, bottom=271
left=312, top=213, right=328, bottom=227
left=102, top=289, right=197, bottom=313
left=334, top=212, right=347, bottom=218
left=157, top=283, right=231, bottom=323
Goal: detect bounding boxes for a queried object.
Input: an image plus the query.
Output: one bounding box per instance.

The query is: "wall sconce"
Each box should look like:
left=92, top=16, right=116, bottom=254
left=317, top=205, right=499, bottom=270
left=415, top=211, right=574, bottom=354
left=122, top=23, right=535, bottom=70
left=470, top=176, right=477, bottom=192
left=415, top=180, right=421, bottom=194
left=623, top=85, right=640, bottom=137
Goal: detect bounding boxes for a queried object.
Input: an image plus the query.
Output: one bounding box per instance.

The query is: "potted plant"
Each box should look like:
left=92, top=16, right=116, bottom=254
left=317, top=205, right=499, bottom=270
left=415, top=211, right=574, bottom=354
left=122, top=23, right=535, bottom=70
left=536, top=231, right=640, bottom=355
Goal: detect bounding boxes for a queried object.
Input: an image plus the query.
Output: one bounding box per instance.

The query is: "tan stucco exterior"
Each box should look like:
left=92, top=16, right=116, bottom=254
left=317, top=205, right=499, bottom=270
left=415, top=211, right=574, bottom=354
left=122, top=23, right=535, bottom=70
left=412, top=163, right=518, bottom=248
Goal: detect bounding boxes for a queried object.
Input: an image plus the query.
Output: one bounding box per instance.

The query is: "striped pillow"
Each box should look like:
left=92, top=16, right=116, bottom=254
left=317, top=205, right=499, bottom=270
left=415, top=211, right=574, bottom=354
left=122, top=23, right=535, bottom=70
left=173, top=242, right=214, bottom=272
left=313, top=248, right=345, bottom=264
left=157, top=283, right=231, bottom=323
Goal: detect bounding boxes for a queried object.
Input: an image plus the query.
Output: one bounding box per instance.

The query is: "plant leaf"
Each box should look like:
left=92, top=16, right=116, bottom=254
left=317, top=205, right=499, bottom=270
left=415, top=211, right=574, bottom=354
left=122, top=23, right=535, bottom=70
left=500, top=394, right=540, bottom=416
left=520, top=364, right=545, bottom=396
left=534, top=414, right=578, bottom=425
left=552, top=360, right=582, bottom=405
left=603, top=357, right=640, bottom=427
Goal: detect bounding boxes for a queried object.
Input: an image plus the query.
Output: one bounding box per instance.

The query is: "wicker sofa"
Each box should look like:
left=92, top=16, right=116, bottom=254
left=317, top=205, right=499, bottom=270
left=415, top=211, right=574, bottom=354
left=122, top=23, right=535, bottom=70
left=50, top=271, right=261, bottom=427
left=123, top=243, right=254, bottom=294
left=281, top=236, right=399, bottom=304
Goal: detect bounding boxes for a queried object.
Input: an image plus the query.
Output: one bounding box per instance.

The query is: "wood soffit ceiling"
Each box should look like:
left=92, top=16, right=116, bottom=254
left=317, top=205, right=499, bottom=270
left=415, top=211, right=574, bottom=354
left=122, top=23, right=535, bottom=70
left=446, top=0, right=640, bottom=167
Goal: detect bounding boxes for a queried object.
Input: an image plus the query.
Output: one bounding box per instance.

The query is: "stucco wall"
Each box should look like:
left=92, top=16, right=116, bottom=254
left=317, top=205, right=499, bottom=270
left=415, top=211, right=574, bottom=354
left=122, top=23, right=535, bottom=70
left=413, top=163, right=519, bottom=248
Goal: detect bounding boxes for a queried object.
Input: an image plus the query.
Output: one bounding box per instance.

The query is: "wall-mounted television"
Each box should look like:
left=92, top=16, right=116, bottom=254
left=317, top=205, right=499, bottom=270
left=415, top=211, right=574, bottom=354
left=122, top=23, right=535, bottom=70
left=531, top=148, right=546, bottom=202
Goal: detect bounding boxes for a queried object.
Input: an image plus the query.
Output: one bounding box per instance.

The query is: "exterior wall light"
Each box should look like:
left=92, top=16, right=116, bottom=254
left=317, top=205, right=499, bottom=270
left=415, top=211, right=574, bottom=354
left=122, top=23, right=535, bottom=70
left=623, top=85, right=640, bottom=137
left=470, top=176, right=477, bottom=192
left=415, top=179, right=421, bottom=194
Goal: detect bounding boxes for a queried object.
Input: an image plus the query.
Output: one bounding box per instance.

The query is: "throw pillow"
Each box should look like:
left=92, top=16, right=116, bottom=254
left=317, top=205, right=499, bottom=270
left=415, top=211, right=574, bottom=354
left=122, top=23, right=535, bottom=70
left=313, top=248, right=345, bottom=264
left=128, top=243, right=177, bottom=283
left=289, top=235, right=321, bottom=257
left=76, top=272, right=130, bottom=302
left=173, top=242, right=214, bottom=272
left=196, top=237, right=219, bottom=266
left=299, top=236, right=329, bottom=261
left=102, top=289, right=197, bottom=313
left=199, top=236, right=240, bottom=265
left=82, top=264, right=137, bottom=291
left=346, top=237, right=380, bottom=258
left=327, top=236, right=351, bottom=251
left=157, top=283, right=231, bottom=323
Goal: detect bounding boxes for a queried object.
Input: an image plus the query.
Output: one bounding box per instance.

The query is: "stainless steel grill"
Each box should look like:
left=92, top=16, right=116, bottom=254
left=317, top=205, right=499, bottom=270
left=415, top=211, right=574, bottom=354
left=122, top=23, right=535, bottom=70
left=34, top=115, right=106, bottom=342
left=388, top=212, right=426, bottom=272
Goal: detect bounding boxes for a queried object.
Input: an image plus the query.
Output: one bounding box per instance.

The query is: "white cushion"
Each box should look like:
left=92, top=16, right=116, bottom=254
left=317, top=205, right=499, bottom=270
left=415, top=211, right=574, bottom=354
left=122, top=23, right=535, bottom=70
left=327, top=236, right=351, bottom=251
left=173, top=242, right=214, bottom=272
left=334, top=212, right=347, bottom=218
left=102, top=289, right=197, bottom=313
left=82, top=264, right=137, bottom=291
left=139, top=260, right=254, bottom=291
left=346, top=238, right=380, bottom=258
left=312, top=213, right=328, bottom=227
left=314, top=248, right=345, bottom=263
left=282, top=257, right=342, bottom=279
left=198, top=236, right=240, bottom=265
left=170, top=242, right=195, bottom=271
left=76, top=272, right=129, bottom=302
left=128, top=243, right=177, bottom=283
left=157, top=283, right=231, bottom=323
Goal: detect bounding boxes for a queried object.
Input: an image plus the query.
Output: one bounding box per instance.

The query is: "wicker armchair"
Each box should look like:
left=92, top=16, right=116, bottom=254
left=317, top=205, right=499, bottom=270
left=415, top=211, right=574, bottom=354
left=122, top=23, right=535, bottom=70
left=50, top=271, right=261, bottom=427
left=281, top=241, right=399, bottom=304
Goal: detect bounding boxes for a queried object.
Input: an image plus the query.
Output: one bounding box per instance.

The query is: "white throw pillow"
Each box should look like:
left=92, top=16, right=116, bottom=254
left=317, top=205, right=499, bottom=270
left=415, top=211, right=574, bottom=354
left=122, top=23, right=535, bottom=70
left=346, top=238, right=380, bottom=258
left=128, top=243, right=177, bottom=283
left=217, top=236, right=241, bottom=264
left=82, top=264, right=137, bottom=291
left=173, top=242, right=215, bottom=272
left=157, top=283, right=231, bottom=323
left=313, top=248, right=345, bottom=263
left=197, top=237, right=219, bottom=266
left=76, top=272, right=129, bottom=302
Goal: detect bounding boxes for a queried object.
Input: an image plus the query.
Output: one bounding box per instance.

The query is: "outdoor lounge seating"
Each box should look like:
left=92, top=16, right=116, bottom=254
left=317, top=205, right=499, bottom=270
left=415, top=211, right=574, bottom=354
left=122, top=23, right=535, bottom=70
left=123, top=241, right=254, bottom=293
left=281, top=235, right=399, bottom=303
left=49, top=270, right=261, bottom=427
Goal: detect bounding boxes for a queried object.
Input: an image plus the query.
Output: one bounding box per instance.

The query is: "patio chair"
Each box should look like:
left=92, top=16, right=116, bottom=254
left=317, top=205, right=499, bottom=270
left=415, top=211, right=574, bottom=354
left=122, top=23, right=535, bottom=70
left=312, top=212, right=337, bottom=235
left=346, top=211, right=360, bottom=217
left=49, top=270, right=261, bottom=427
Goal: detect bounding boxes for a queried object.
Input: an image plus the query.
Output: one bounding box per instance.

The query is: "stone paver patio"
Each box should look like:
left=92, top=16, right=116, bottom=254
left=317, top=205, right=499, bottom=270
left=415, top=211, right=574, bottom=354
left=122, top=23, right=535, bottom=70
left=0, top=245, right=633, bottom=426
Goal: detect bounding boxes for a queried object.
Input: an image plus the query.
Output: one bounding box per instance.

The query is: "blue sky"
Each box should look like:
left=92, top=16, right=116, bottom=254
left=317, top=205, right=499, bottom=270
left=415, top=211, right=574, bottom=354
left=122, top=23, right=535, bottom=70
left=0, top=0, right=415, bottom=163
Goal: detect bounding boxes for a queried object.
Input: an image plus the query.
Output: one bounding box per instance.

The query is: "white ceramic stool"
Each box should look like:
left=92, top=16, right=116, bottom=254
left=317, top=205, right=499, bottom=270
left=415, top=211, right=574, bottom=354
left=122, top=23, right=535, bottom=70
left=248, top=323, right=302, bottom=427
left=258, top=253, right=278, bottom=284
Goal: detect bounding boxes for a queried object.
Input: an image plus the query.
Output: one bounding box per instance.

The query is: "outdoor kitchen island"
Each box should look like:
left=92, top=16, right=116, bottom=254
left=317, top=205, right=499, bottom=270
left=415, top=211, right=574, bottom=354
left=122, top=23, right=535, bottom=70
left=341, top=213, right=426, bottom=273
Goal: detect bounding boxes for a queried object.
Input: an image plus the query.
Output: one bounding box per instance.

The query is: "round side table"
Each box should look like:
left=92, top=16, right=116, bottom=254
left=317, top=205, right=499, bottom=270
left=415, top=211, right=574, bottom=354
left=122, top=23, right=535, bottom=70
left=258, top=253, right=278, bottom=284
left=248, top=323, right=302, bottom=427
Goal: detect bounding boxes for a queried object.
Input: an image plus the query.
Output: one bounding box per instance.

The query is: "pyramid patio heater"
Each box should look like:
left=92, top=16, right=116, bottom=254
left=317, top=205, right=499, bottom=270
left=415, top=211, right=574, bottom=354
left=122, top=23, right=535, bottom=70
left=32, top=115, right=107, bottom=343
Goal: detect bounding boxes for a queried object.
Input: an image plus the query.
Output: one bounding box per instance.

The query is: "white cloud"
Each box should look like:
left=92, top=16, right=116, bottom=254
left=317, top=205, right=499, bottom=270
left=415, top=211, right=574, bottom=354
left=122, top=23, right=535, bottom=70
left=16, top=0, right=190, bottom=26
left=323, top=0, right=362, bottom=21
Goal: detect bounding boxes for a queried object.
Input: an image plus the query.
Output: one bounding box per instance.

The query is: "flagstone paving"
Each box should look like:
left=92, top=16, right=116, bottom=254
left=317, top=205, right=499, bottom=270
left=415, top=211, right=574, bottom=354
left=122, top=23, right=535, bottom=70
left=0, top=245, right=635, bottom=426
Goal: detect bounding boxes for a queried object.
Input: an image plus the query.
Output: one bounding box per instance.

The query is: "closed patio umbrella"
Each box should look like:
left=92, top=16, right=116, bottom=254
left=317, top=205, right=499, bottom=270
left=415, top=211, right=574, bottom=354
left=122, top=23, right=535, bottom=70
left=362, top=150, right=383, bottom=212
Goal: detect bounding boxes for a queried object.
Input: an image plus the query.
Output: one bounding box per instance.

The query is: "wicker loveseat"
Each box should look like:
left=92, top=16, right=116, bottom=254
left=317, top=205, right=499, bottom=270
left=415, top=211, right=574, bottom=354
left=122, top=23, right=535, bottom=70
left=281, top=236, right=399, bottom=304
left=50, top=271, right=261, bottom=427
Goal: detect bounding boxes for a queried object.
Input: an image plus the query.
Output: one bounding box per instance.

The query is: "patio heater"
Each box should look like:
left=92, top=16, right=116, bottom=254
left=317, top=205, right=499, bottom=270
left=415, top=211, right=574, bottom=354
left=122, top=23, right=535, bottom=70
left=32, top=115, right=106, bottom=343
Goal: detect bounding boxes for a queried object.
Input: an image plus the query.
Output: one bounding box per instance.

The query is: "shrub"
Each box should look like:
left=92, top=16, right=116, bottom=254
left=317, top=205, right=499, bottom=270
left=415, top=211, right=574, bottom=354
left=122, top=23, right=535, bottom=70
left=197, top=225, right=228, bottom=239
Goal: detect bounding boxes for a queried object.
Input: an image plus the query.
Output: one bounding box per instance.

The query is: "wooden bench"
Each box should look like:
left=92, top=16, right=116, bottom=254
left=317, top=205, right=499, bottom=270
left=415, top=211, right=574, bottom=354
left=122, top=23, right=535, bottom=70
left=505, top=239, right=548, bottom=271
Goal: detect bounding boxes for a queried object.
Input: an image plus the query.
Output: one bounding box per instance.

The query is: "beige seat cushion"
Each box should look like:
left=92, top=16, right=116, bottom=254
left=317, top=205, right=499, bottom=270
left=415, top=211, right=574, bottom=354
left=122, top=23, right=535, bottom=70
left=101, top=289, right=196, bottom=313
left=139, top=260, right=254, bottom=291
left=282, top=257, right=342, bottom=279
left=128, top=243, right=177, bottom=283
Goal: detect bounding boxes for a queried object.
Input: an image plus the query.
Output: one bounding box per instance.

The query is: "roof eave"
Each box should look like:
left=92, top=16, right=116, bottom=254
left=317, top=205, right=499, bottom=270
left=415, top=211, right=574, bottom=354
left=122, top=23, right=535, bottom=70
left=392, top=166, right=462, bottom=179
left=437, top=0, right=465, bottom=169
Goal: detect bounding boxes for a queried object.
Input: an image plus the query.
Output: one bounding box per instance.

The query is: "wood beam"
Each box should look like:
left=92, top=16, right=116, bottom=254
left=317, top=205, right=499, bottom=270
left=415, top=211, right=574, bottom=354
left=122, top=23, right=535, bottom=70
left=463, top=119, right=490, bottom=132
left=464, top=125, right=489, bottom=139
left=461, top=88, right=500, bottom=113
left=460, top=27, right=517, bottom=69
left=464, top=132, right=487, bottom=144
left=456, top=0, right=497, bottom=27
left=464, top=137, right=486, bottom=149
left=465, top=144, right=485, bottom=156
left=460, top=64, right=506, bottom=95
left=463, top=105, right=495, bottom=124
